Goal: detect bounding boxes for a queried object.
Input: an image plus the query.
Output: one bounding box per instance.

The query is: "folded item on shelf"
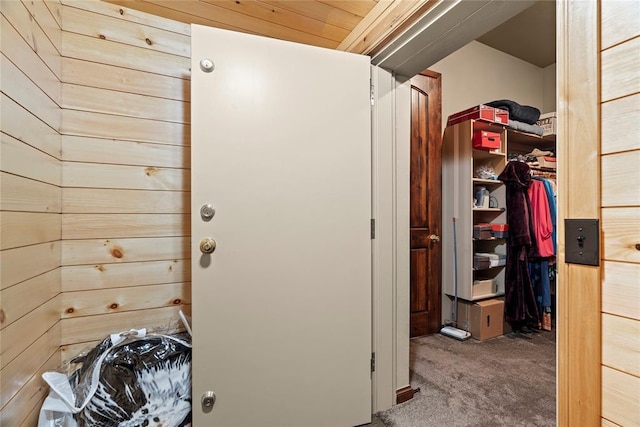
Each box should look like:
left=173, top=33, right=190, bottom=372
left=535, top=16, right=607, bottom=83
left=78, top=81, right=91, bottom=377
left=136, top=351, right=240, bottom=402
left=475, top=252, right=507, bottom=267
left=486, top=99, right=541, bottom=124
left=526, top=148, right=553, bottom=157
left=507, top=119, right=544, bottom=136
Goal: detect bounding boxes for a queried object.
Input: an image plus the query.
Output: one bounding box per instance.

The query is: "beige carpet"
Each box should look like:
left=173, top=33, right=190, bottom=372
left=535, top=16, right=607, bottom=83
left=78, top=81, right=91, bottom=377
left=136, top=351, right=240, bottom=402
left=373, top=331, right=556, bottom=426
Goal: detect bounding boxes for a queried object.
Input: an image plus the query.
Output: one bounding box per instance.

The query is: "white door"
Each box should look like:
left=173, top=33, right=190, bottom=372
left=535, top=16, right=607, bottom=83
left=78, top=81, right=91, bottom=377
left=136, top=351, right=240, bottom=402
left=191, top=25, right=372, bottom=427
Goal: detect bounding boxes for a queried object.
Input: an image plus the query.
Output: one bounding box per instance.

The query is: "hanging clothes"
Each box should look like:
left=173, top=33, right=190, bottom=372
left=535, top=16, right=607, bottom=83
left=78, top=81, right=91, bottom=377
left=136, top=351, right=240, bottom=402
left=540, top=177, right=557, bottom=254
left=528, top=179, right=554, bottom=257
left=498, top=161, right=540, bottom=329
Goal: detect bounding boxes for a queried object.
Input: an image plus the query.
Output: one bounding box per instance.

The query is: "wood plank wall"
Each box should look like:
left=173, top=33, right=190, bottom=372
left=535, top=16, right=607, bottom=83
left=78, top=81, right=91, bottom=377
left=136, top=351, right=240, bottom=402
left=59, top=0, right=192, bottom=357
left=599, top=2, right=640, bottom=426
left=0, top=0, right=63, bottom=425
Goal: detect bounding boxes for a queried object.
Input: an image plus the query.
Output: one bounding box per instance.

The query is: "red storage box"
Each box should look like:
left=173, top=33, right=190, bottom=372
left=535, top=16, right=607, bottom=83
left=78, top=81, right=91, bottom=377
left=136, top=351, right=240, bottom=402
left=495, top=108, right=509, bottom=125
left=447, top=105, right=509, bottom=126
left=491, top=223, right=509, bottom=239
left=473, top=131, right=501, bottom=150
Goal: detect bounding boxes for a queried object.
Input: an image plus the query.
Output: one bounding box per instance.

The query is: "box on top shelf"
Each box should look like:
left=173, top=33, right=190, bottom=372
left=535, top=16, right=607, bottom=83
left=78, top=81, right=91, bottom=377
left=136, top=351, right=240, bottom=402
left=473, top=131, right=501, bottom=150
left=536, top=112, right=556, bottom=136
left=447, top=105, right=509, bottom=127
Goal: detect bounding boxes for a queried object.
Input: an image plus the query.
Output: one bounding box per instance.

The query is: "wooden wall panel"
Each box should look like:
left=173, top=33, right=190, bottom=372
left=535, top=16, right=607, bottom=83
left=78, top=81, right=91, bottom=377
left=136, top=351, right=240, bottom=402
left=62, top=259, right=190, bottom=291
left=1, top=0, right=61, bottom=79
left=1, top=242, right=61, bottom=290
left=601, top=150, right=640, bottom=207
left=1, top=1, right=61, bottom=422
left=62, top=213, right=189, bottom=239
left=0, top=323, right=60, bottom=408
left=602, top=208, right=640, bottom=263
left=61, top=237, right=190, bottom=265
left=1, top=56, right=60, bottom=135
left=601, top=419, right=621, bottom=427
left=1, top=15, right=61, bottom=105
left=0, top=296, right=60, bottom=370
left=63, top=188, right=189, bottom=214
left=0, top=349, right=61, bottom=427
left=59, top=2, right=191, bottom=356
left=62, top=135, right=189, bottom=167
left=45, top=0, right=63, bottom=27
left=0, top=95, right=61, bottom=160
left=21, top=0, right=63, bottom=53
left=1, top=172, right=61, bottom=213
left=63, top=162, right=188, bottom=190
left=0, top=212, right=61, bottom=250
left=62, top=57, right=190, bottom=101
left=61, top=109, right=189, bottom=145
left=61, top=31, right=190, bottom=78
left=61, top=282, right=191, bottom=318
left=602, top=261, right=640, bottom=320
left=601, top=93, right=640, bottom=154
left=1, top=133, right=61, bottom=185
left=0, top=269, right=61, bottom=330
left=600, top=8, right=640, bottom=427
left=602, top=314, right=640, bottom=377
left=62, top=83, right=189, bottom=123
left=63, top=4, right=190, bottom=57
left=60, top=0, right=190, bottom=35
left=601, top=36, right=640, bottom=102
left=602, top=366, right=640, bottom=427
left=61, top=305, right=191, bottom=345
left=601, top=0, right=640, bottom=49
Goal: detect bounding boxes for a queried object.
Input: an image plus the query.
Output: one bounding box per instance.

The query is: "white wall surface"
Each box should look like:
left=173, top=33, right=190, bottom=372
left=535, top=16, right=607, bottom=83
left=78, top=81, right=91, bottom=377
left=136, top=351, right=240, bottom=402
left=430, top=41, right=546, bottom=130
left=543, top=63, right=557, bottom=113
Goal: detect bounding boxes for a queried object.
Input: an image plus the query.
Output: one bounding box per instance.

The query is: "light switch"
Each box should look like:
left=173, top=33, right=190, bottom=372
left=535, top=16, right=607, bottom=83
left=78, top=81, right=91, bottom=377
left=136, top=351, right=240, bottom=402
left=564, top=219, right=599, bottom=266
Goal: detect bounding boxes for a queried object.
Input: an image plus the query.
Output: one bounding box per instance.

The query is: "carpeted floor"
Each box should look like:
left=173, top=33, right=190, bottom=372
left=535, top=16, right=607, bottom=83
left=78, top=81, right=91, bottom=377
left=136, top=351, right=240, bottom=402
left=372, top=331, right=556, bottom=427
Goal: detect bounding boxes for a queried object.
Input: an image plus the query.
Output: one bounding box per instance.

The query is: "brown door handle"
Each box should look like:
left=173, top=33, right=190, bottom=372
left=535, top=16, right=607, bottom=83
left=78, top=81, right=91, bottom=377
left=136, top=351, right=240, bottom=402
left=429, top=234, right=440, bottom=243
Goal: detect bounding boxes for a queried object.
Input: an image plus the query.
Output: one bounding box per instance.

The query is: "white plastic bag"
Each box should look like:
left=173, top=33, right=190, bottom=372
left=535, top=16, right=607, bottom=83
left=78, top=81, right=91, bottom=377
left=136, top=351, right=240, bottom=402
left=38, top=329, right=191, bottom=427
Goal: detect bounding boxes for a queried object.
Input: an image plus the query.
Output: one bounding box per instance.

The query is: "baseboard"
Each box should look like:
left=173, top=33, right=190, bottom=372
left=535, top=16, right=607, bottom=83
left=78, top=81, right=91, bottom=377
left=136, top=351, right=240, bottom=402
left=396, top=385, right=414, bottom=404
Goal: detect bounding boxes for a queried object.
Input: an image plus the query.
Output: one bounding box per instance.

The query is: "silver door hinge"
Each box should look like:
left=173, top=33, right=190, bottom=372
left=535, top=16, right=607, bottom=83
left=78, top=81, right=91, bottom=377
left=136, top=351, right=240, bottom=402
left=370, top=83, right=375, bottom=106
left=370, top=219, right=375, bottom=239
left=371, top=352, right=375, bottom=373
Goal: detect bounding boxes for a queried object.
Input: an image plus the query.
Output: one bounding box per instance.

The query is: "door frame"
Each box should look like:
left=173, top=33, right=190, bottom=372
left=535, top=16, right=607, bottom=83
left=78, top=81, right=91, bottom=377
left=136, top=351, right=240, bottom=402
left=370, top=1, right=601, bottom=423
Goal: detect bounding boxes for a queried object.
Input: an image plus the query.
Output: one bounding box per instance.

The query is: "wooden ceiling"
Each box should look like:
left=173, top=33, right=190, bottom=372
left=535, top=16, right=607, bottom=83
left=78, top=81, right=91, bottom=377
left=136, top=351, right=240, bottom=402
left=103, top=0, right=436, bottom=55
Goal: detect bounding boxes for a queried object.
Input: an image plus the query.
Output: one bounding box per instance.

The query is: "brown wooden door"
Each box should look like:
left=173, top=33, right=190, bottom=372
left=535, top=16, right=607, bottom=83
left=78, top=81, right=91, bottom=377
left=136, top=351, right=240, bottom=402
left=410, top=71, right=442, bottom=338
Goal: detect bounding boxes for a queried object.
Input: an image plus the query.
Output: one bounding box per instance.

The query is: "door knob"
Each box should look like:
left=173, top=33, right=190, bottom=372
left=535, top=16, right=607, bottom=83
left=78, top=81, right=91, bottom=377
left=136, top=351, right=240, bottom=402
left=201, top=390, right=216, bottom=412
left=200, top=237, right=216, bottom=254
left=429, top=234, right=440, bottom=243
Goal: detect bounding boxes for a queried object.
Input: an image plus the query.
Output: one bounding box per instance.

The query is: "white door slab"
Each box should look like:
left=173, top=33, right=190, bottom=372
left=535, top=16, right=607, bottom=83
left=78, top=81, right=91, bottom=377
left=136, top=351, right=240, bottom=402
left=191, top=25, right=372, bottom=427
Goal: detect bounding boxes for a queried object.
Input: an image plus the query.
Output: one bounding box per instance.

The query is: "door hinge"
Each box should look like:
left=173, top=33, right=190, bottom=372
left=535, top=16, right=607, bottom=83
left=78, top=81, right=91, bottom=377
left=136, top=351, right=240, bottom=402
left=370, top=82, right=375, bottom=106
left=370, top=218, right=375, bottom=239
left=371, top=352, right=376, bottom=373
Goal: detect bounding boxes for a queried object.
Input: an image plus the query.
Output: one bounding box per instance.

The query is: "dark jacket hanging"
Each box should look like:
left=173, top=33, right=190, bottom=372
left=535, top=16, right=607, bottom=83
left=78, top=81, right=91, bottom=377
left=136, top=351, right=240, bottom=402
left=498, top=161, right=540, bottom=326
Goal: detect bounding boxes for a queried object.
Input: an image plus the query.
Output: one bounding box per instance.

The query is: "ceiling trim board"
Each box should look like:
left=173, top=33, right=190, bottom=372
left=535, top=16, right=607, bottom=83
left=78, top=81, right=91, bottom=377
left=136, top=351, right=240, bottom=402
left=371, top=0, right=536, bottom=77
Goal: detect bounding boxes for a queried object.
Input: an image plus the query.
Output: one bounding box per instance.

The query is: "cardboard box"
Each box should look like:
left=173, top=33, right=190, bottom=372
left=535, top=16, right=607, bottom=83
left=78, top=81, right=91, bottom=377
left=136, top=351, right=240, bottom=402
left=473, top=223, right=492, bottom=239
left=473, top=130, right=501, bottom=150
left=536, top=112, right=556, bottom=136
left=474, top=255, right=491, bottom=270
left=536, top=156, right=556, bottom=169
left=447, top=105, right=509, bottom=127
left=457, top=299, right=504, bottom=341
left=473, top=279, right=496, bottom=297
